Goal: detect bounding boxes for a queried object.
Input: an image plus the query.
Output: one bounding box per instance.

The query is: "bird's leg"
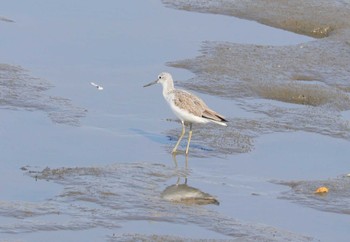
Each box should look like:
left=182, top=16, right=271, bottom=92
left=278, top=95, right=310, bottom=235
left=185, top=123, right=193, bottom=155
left=172, top=121, right=185, bottom=155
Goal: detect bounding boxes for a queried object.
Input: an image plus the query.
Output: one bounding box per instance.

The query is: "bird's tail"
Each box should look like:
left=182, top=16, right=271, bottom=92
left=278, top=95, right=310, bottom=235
left=202, top=109, right=228, bottom=126
left=209, top=119, right=228, bottom=126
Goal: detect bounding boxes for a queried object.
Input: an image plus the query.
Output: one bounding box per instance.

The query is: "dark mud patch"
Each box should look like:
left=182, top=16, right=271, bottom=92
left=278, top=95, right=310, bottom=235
left=0, top=64, right=86, bottom=125
left=162, top=0, right=350, bottom=38
left=164, top=96, right=350, bottom=157
left=108, top=233, right=224, bottom=242
left=166, top=39, right=350, bottom=144
left=107, top=233, right=255, bottom=242
left=0, top=163, right=313, bottom=241
left=165, top=120, right=254, bottom=157
left=169, top=41, right=350, bottom=109
left=273, top=175, right=350, bottom=215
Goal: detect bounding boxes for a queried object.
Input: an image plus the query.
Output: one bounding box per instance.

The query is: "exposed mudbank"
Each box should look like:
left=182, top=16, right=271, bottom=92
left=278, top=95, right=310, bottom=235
left=162, top=0, right=350, bottom=38
left=0, top=163, right=313, bottom=241
left=162, top=0, right=350, bottom=149
left=0, top=64, right=86, bottom=125
left=274, top=175, right=350, bottom=215
left=165, top=120, right=254, bottom=157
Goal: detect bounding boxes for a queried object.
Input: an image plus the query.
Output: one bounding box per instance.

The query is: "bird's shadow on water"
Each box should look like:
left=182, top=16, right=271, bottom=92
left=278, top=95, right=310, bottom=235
left=167, top=135, right=213, bottom=152
left=160, top=155, right=220, bottom=205
left=130, top=128, right=170, bottom=144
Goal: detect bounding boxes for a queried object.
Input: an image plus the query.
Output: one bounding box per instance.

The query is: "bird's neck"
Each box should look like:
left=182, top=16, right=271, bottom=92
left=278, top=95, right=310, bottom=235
left=161, top=80, right=174, bottom=98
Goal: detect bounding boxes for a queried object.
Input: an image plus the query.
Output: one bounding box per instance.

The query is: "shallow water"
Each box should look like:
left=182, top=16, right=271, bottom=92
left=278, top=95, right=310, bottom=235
left=1, top=0, right=349, bottom=241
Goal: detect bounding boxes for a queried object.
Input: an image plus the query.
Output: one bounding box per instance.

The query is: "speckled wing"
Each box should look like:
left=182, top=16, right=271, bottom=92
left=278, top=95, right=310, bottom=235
left=171, top=89, right=206, bottom=117
left=172, top=89, right=227, bottom=123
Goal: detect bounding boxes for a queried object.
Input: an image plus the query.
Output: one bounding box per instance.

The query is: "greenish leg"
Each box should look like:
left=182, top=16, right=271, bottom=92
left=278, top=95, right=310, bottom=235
left=172, top=121, right=185, bottom=155
left=185, top=123, right=193, bottom=155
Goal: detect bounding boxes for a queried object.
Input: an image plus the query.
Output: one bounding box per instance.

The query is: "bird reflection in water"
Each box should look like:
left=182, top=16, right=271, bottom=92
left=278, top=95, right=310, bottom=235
left=161, top=155, right=219, bottom=205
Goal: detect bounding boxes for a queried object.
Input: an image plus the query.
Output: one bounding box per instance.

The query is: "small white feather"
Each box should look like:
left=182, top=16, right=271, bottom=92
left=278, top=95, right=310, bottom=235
left=90, top=82, right=103, bottom=90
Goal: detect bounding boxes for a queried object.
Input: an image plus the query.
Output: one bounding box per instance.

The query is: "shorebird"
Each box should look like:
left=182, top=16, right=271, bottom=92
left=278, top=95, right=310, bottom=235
left=144, top=72, right=227, bottom=155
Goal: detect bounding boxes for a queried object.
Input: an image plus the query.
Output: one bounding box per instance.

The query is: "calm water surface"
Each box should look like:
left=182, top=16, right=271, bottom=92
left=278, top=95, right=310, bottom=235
left=2, top=1, right=349, bottom=241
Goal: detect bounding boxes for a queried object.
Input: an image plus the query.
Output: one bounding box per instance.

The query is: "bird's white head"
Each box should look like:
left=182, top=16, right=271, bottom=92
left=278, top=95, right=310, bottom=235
left=143, top=72, right=174, bottom=90
left=156, top=72, right=172, bottom=85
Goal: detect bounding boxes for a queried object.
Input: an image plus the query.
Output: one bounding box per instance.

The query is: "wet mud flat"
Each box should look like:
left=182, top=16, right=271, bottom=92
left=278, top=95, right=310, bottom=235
left=0, top=163, right=313, bottom=242
left=0, top=64, right=86, bottom=126
left=274, top=174, right=350, bottom=215
left=163, top=0, right=350, bottom=143
left=161, top=0, right=350, bottom=240
left=1, top=0, right=350, bottom=241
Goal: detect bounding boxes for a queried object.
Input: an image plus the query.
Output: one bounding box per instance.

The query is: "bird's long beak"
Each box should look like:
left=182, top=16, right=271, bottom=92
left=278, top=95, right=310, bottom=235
left=143, top=79, right=158, bottom=87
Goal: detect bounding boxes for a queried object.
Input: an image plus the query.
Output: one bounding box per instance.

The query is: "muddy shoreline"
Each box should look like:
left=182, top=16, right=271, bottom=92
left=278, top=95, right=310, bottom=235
left=162, top=0, right=350, bottom=39
left=163, top=0, right=350, bottom=144
left=161, top=0, right=350, bottom=234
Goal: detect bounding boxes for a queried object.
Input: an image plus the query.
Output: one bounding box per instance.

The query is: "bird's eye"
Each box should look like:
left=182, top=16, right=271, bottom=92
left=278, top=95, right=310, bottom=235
left=158, top=76, right=162, bottom=79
